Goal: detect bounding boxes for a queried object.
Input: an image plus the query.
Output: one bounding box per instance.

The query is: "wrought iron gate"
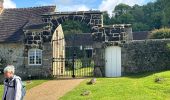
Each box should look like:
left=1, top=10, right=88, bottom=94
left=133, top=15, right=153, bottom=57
left=52, top=34, right=94, bottom=78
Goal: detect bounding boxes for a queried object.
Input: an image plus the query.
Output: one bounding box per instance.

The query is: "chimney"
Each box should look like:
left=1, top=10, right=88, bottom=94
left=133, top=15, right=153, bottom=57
left=0, top=0, right=4, bottom=13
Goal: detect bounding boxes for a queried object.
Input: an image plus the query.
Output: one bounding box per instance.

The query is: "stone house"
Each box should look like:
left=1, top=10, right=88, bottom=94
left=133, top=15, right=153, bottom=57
left=0, top=0, right=65, bottom=78
left=0, top=0, right=166, bottom=78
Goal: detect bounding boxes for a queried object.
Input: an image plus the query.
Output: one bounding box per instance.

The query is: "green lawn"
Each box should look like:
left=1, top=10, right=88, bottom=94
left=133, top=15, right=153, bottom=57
left=65, top=67, right=93, bottom=77
left=60, top=71, right=170, bottom=100
left=0, top=79, right=48, bottom=98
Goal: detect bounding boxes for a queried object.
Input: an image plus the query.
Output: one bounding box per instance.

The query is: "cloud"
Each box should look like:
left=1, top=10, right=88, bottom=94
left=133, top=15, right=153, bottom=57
left=26, top=0, right=153, bottom=14
left=57, top=4, right=90, bottom=11
left=99, top=0, right=150, bottom=16
left=51, top=0, right=95, bottom=11
left=3, top=0, right=16, bottom=8
left=51, top=0, right=152, bottom=14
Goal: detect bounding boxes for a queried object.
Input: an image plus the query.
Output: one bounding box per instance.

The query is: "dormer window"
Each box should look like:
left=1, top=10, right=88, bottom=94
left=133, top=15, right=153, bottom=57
left=28, top=49, right=42, bottom=65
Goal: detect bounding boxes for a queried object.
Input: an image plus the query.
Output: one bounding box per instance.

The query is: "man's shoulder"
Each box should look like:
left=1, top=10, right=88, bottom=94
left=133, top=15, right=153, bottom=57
left=13, top=75, right=22, bottom=81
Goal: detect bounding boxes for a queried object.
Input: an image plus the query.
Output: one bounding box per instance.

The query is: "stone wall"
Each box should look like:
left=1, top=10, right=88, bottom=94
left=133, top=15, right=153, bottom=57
left=1, top=39, right=169, bottom=78
left=23, top=25, right=65, bottom=78
left=0, top=42, right=53, bottom=79
left=122, top=39, right=170, bottom=73
left=94, top=39, right=170, bottom=75
left=0, top=43, right=27, bottom=77
left=93, top=42, right=105, bottom=76
left=25, top=43, right=52, bottom=78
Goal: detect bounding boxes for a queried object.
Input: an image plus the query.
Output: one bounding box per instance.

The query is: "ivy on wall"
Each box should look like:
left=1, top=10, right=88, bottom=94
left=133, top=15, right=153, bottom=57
left=0, top=58, right=7, bottom=74
left=122, top=40, right=170, bottom=73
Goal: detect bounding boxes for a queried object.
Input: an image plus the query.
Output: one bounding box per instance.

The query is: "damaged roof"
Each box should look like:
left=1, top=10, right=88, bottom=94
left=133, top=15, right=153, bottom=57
left=0, top=6, right=56, bottom=42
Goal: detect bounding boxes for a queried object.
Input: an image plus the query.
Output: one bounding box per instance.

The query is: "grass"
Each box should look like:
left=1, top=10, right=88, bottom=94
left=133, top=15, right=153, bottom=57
left=0, top=84, right=3, bottom=99
left=65, top=67, right=93, bottom=77
left=25, top=79, right=48, bottom=90
left=60, top=71, right=170, bottom=100
left=0, top=79, right=48, bottom=98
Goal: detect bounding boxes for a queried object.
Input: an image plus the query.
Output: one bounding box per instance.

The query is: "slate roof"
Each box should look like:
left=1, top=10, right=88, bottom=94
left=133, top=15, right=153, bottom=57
left=133, top=31, right=150, bottom=40
left=0, top=6, right=56, bottom=42
left=65, top=33, right=93, bottom=46
left=65, top=32, right=150, bottom=46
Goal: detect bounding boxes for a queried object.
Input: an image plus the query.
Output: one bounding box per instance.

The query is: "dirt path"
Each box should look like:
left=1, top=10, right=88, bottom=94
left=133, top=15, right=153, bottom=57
left=25, top=79, right=84, bottom=100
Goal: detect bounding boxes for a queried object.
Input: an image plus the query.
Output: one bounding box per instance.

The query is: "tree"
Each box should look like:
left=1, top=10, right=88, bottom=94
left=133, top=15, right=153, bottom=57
left=117, top=13, right=134, bottom=24
left=62, top=20, right=90, bottom=37
left=131, top=4, right=145, bottom=23
left=103, top=12, right=111, bottom=25
left=112, top=4, right=134, bottom=24
left=114, top=3, right=132, bottom=17
left=111, top=0, right=170, bottom=31
left=62, top=0, right=170, bottom=34
left=132, top=23, right=150, bottom=31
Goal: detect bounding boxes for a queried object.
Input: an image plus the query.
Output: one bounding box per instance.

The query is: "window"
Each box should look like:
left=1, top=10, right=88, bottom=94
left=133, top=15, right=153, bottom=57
left=85, top=47, right=93, bottom=58
left=28, top=49, right=42, bottom=65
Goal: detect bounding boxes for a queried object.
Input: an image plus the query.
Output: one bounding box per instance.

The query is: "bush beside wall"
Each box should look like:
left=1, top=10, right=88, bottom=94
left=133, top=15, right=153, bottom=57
left=149, top=28, right=170, bottom=39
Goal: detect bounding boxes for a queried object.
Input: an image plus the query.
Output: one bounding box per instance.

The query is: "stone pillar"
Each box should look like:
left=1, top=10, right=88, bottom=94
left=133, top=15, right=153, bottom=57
left=93, top=42, right=105, bottom=77
left=125, top=27, right=133, bottom=41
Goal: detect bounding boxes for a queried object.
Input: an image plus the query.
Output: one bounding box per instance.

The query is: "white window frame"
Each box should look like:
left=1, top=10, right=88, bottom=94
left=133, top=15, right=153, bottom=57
left=28, top=49, right=42, bottom=66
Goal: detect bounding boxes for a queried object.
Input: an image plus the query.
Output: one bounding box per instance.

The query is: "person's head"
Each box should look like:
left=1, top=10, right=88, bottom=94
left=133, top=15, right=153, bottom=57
left=3, top=65, right=15, bottom=79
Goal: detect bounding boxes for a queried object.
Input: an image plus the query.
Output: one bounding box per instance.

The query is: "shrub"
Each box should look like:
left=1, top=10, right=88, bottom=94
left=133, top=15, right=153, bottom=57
left=149, top=28, right=170, bottom=39
left=0, top=58, right=7, bottom=74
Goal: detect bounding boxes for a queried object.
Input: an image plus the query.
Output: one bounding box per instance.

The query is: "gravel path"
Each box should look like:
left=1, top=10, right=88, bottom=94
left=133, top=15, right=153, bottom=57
left=25, top=79, right=84, bottom=100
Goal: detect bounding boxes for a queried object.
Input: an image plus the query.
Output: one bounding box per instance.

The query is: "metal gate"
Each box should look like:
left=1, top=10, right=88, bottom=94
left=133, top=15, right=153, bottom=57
left=52, top=34, right=94, bottom=78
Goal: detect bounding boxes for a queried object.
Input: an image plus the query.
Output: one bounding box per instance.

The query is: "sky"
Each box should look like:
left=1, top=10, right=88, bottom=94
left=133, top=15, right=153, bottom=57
left=4, top=0, right=154, bottom=15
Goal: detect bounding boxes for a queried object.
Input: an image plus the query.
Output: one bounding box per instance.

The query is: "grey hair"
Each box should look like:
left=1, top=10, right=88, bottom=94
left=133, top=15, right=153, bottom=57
left=4, top=65, right=15, bottom=73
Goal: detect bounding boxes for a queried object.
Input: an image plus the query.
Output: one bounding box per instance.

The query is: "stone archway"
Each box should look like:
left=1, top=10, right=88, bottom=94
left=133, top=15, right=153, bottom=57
left=23, top=11, right=104, bottom=48
left=23, top=11, right=132, bottom=48
left=23, top=11, right=133, bottom=78
left=41, top=11, right=103, bottom=35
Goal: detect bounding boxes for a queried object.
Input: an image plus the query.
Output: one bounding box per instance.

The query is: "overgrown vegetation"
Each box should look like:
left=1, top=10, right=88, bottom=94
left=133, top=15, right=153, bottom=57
left=149, top=28, right=170, bottom=39
left=61, top=71, right=170, bottom=100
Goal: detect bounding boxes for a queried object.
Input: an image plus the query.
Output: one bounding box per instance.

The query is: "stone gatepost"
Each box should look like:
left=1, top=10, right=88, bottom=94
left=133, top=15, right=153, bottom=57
left=92, top=24, right=132, bottom=77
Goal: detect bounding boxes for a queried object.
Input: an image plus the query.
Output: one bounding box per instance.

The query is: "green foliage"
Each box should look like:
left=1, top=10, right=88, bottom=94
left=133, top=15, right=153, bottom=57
left=59, top=0, right=170, bottom=34
left=62, top=20, right=90, bottom=37
left=132, top=23, right=150, bottom=31
left=103, top=12, right=111, bottom=25
left=0, top=58, right=7, bottom=68
left=123, top=40, right=170, bottom=73
left=149, top=28, right=170, bottom=39
left=0, top=85, right=3, bottom=99
left=0, top=58, right=7, bottom=74
left=60, top=0, right=170, bottom=33
left=114, top=3, right=132, bottom=17
left=103, top=0, right=170, bottom=32
left=117, top=13, right=134, bottom=24
left=61, top=71, right=170, bottom=100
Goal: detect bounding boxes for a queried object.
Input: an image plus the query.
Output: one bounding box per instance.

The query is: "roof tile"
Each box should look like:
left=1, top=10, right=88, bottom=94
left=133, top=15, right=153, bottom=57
left=0, top=6, right=56, bottom=42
